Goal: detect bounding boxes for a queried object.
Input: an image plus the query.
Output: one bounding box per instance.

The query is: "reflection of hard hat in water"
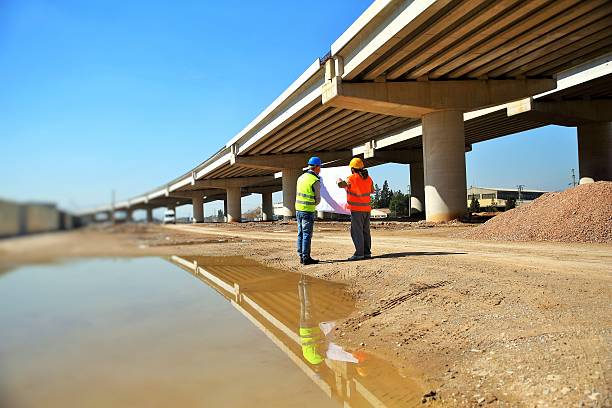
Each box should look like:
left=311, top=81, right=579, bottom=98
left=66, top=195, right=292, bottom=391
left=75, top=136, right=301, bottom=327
left=355, top=365, right=369, bottom=377
left=349, top=157, right=365, bottom=169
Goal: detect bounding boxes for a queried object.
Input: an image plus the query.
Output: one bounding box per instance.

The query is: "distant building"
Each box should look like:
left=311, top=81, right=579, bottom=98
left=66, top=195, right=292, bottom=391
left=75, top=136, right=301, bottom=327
left=0, top=199, right=80, bottom=238
left=467, top=187, right=548, bottom=209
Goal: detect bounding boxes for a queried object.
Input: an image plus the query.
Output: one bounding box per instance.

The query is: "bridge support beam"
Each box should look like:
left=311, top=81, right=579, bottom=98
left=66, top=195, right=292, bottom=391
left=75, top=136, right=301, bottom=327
left=423, top=110, right=467, bottom=222
left=226, top=187, right=241, bottom=223
left=192, top=196, right=204, bottom=223
left=146, top=207, right=154, bottom=223
left=322, top=76, right=555, bottom=118
left=410, top=161, right=424, bottom=214
left=578, top=122, right=612, bottom=183
left=125, top=209, right=133, bottom=223
left=321, top=58, right=552, bottom=222
left=261, top=191, right=274, bottom=221
left=281, top=168, right=300, bottom=219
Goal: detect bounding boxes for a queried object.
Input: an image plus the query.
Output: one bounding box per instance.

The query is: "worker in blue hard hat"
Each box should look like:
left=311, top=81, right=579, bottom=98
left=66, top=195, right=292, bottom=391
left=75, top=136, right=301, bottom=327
left=295, top=156, right=322, bottom=265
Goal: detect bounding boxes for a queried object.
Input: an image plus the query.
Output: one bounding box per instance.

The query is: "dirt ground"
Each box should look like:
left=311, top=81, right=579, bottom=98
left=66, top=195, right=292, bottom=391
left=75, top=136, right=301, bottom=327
left=0, top=221, right=610, bottom=407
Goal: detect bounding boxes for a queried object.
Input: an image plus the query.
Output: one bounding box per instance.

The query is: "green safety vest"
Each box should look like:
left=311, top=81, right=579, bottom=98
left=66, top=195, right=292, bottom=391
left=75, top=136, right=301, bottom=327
left=295, top=172, right=319, bottom=213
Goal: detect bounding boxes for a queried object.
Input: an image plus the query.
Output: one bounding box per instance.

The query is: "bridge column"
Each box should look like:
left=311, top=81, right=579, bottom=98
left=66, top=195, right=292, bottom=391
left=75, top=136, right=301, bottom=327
left=226, top=187, right=241, bottom=223
left=577, top=122, right=611, bottom=184
left=281, top=168, right=301, bottom=218
left=146, top=207, right=154, bottom=223
left=422, top=110, right=467, bottom=222
left=410, top=161, right=425, bottom=214
left=261, top=191, right=273, bottom=221
left=192, top=196, right=204, bottom=223
left=125, top=209, right=133, bottom=223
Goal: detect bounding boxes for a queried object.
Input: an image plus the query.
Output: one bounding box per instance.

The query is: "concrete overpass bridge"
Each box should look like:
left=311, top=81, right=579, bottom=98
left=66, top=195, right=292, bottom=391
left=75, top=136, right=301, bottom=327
left=82, top=0, right=612, bottom=223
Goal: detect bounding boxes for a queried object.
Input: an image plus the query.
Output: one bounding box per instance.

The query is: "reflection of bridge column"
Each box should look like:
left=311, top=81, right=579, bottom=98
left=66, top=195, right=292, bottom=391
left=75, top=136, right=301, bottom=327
left=423, top=111, right=467, bottom=222
left=410, top=161, right=424, bottom=214
left=192, top=196, right=204, bottom=223
left=261, top=191, right=273, bottom=221
left=226, top=187, right=241, bottom=223
left=578, top=122, right=611, bottom=184
left=281, top=168, right=301, bottom=219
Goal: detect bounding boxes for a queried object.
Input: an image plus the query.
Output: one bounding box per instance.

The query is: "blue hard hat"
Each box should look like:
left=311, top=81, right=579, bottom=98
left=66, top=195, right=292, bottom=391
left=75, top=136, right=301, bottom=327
left=308, top=156, right=322, bottom=166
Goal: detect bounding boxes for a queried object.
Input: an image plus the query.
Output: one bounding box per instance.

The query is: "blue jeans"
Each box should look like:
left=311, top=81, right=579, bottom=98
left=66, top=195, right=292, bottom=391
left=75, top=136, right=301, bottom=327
left=297, top=210, right=315, bottom=260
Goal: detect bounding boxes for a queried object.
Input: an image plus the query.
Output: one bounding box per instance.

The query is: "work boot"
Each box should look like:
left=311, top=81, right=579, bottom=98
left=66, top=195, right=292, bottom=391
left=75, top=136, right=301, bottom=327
left=347, top=255, right=365, bottom=261
left=303, top=257, right=319, bottom=265
left=364, top=254, right=373, bottom=259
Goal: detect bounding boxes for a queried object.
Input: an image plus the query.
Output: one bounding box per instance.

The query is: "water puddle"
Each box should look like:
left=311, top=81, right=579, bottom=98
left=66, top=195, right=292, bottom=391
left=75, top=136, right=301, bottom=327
left=0, top=256, right=423, bottom=407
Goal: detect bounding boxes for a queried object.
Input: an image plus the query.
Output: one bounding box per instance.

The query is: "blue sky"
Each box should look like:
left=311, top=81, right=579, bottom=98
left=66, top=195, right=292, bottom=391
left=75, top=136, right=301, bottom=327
left=1, top=1, right=579, bottom=218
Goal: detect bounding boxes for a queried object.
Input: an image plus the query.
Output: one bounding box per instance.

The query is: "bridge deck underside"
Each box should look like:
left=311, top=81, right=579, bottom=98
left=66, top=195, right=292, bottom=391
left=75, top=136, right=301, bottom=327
left=347, top=0, right=612, bottom=81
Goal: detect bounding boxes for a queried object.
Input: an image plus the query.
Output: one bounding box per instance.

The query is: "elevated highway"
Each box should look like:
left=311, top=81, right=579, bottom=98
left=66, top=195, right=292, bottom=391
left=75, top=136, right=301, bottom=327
left=83, top=0, right=612, bottom=223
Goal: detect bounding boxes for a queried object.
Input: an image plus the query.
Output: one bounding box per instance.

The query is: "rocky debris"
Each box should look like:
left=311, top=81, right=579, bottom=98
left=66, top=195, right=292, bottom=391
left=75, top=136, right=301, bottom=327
left=421, top=390, right=437, bottom=403
left=461, top=181, right=612, bottom=243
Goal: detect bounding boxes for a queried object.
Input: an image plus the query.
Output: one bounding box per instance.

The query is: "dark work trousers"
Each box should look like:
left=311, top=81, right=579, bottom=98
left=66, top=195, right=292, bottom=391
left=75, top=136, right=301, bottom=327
left=296, top=210, right=315, bottom=260
left=350, top=211, right=371, bottom=257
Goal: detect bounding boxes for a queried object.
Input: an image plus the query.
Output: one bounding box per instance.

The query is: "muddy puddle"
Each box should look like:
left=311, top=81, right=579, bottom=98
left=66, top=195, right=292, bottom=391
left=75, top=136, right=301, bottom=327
left=0, top=256, right=424, bottom=407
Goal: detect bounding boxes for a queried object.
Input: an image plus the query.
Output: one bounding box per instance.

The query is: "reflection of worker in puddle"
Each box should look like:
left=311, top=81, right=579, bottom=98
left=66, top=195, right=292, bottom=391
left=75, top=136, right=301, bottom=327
left=298, top=275, right=364, bottom=366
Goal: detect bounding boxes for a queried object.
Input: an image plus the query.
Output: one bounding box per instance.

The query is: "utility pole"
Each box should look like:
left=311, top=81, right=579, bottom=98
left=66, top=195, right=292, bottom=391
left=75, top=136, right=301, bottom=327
left=111, top=189, right=116, bottom=224
left=516, top=184, right=525, bottom=206
left=407, top=183, right=411, bottom=218
left=570, top=168, right=577, bottom=187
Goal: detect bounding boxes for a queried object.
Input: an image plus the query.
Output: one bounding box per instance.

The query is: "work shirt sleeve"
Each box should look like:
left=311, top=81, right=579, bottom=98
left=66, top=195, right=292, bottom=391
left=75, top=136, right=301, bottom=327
left=313, top=180, right=321, bottom=205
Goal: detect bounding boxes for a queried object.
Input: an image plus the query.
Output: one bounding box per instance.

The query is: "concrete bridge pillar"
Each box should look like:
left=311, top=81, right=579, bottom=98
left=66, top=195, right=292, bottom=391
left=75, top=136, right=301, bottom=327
left=281, top=168, right=301, bottom=218
left=261, top=191, right=273, bottom=221
left=422, top=110, right=467, bottom=222
left=410, top=161, right=425, bottom=214
left=578, top=122, right=611, bottom=184
left=125, top=209, right=133, bottom=223
left=146, top=207, right=154, bottom=223
left=192, top=196, right=204, bottom=223
left=226, top=187, right=241, bottom=223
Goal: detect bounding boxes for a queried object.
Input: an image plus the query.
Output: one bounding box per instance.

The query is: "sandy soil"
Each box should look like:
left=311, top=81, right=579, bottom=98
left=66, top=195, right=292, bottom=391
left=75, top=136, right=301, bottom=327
left=1, top=222, right=610, bottom=407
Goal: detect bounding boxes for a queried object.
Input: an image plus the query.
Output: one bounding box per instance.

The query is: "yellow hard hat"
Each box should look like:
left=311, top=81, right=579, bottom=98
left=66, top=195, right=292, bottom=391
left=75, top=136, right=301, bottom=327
left=349, top=157, right=364, bottom=169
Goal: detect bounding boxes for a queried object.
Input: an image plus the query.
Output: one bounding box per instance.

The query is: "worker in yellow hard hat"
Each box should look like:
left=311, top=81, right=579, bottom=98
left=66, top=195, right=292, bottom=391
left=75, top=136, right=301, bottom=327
left=337, top=157, right=374, bottom=261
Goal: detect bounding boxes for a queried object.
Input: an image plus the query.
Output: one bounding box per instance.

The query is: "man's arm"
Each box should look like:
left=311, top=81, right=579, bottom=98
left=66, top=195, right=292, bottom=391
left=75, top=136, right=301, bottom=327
left=313, top=180, right=321, bottom=205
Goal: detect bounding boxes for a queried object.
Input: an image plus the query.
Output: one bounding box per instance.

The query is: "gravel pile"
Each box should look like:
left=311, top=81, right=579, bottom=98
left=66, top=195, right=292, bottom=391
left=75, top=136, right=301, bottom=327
left=461, top=181, right=612, bottom=243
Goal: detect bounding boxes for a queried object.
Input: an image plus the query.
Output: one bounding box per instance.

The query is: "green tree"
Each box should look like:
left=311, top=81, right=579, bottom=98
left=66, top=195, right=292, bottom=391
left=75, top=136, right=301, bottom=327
left=380, top=180, right=392, bottom=208
left=469, top=195, right=480, bottom=213
left=389, top=190, right=409, bottom=216
left=487, top=198, right=498, bottom=212
left=371, top=184, right=381, bottom=208
left=504, top=198, right=516, bottom=211
left=216, top=209, right=225, bottom=222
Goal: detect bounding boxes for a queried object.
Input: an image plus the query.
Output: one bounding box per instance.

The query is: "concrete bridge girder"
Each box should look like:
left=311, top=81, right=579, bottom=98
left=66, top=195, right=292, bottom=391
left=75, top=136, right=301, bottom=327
left=507, top=98, right=612, bottom=126
left=321, top=58, right=558, bottom=221
left=187, top=176, right=273, bottom=222
left=322, top=76, right=556, bottom=119
left=230, top=151, right=353, bottom=171
left=508, top=98, right=612, bottom=183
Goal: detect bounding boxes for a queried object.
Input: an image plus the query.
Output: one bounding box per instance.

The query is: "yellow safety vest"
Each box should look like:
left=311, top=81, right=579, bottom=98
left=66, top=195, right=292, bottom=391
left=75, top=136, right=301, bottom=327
left=295, top=172, right=319, bottom=213
left=300, top=326, right=325, bottom=365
